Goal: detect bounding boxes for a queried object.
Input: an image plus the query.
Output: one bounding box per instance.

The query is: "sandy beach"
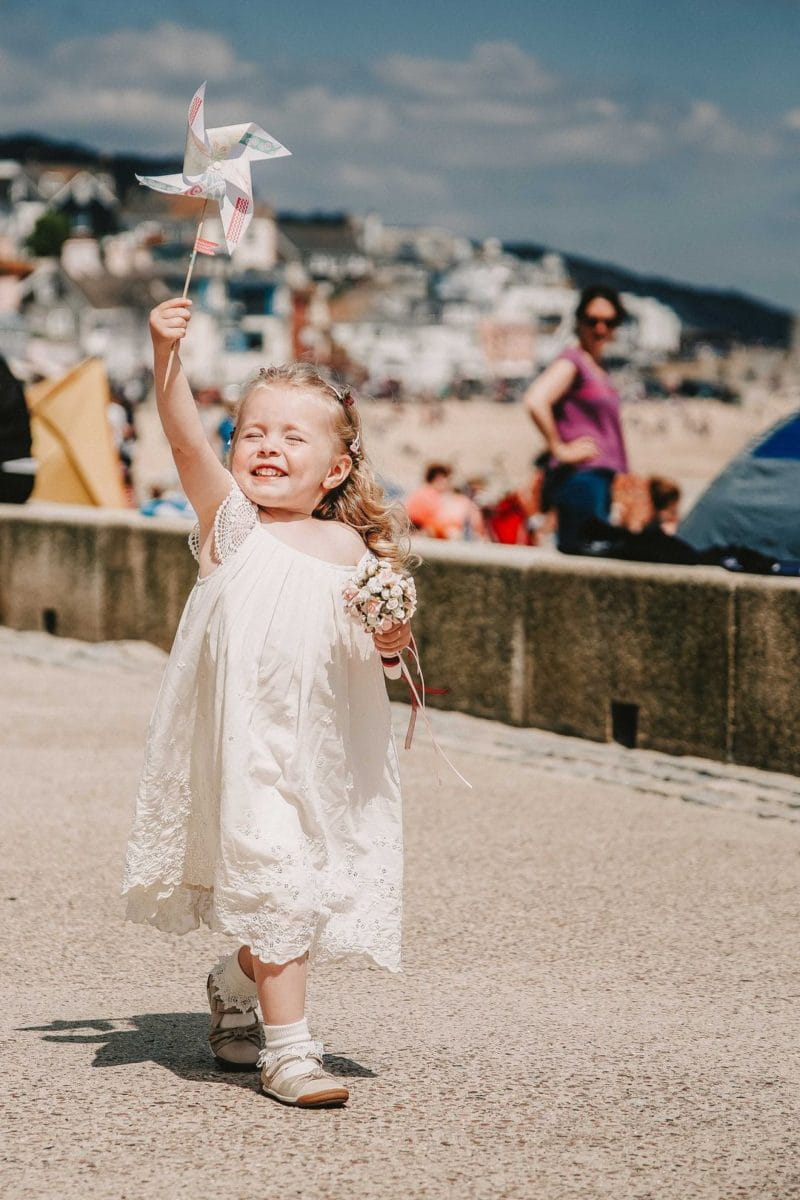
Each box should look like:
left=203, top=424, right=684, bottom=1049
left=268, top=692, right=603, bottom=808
left=132, top=382, right=799, bottom=517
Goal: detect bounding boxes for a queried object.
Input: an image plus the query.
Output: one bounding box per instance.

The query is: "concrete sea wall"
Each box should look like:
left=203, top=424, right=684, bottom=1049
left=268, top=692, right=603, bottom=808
left=1, top=503, right=798, bottom=775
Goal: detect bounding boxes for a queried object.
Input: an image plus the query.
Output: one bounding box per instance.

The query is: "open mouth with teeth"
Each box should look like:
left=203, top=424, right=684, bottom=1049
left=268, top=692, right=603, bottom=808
left=252, top=466, right=287, bottom=477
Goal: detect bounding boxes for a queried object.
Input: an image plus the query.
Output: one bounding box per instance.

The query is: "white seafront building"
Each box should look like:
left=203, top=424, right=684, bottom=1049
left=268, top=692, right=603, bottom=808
left=331, top=243, right=682, bottom=392
left=0, top=163, right=684, bottom=393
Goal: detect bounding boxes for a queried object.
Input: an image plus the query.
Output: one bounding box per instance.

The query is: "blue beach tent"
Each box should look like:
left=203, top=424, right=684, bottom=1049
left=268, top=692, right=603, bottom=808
left=679, top=411, right=800, bottom=560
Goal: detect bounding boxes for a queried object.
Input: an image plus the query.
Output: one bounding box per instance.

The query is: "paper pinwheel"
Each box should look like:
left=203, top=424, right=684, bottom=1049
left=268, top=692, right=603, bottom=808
left=136, top=82, right=290, bottom=255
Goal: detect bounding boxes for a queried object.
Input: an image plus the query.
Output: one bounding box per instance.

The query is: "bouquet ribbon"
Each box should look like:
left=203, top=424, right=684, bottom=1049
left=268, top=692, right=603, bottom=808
left=395, top=636, right=472, bottom=789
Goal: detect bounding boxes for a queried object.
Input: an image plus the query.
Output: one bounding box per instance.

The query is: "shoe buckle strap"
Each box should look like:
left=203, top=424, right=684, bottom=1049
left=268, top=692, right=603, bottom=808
left=210, top=1025, right=261, bottom=1051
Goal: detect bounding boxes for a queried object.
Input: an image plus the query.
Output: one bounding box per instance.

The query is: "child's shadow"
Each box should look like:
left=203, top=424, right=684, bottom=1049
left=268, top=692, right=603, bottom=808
left=19, top=1014, right=376, bottom=1086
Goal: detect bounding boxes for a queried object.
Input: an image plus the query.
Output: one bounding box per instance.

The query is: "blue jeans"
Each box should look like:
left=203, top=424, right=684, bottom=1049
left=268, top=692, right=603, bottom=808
left=551, top=468, right=614, bottom=553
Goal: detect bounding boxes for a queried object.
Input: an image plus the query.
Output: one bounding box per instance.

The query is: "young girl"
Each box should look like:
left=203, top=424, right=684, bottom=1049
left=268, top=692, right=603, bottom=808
left=123, top=297, right=412, bottom=1108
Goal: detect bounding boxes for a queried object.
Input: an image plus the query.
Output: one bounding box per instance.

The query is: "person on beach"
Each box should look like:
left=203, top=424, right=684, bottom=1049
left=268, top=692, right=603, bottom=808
left=122, top=297, right=412, bottom=1108
left=645, top=475, right=682, bottom=536
left=405, top=462, right=453, bottom=532
left=0, top=355, right=34, bottom=504
left=406, top=462, right=485, bottom=540
left=523, top=286, right=629, bottom=553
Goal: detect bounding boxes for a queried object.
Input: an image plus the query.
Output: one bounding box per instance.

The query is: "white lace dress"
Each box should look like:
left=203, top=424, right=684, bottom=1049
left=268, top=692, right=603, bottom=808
left=122, top=478, right=403, bottom=971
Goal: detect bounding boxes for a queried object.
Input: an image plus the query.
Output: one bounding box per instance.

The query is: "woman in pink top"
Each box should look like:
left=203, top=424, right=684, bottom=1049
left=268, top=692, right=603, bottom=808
left=524, top=286, right=629, bottom=553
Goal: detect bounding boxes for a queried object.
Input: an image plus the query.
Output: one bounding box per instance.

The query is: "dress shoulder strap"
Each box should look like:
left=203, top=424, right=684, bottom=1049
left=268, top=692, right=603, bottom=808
left=188, top=475, right=259, bottom=564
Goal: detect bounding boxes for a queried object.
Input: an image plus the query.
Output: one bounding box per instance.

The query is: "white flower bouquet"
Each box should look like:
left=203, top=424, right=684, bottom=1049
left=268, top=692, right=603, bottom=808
left=343, top=555, right=470, bottom=788
left=342, top=555, right=417, bottom=678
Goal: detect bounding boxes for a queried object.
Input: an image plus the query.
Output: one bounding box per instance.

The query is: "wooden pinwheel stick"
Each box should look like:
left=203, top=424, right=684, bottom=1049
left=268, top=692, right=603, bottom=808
left=164, top=199, right=209, bottom=386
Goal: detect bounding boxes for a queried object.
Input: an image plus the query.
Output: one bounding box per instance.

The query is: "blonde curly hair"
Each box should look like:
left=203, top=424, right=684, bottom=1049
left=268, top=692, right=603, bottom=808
left=231, top=363, right=414, bottom=571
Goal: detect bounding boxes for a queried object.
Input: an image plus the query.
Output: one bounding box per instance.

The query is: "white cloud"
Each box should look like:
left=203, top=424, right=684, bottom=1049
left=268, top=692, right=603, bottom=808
left=0, top=23, right=259, bottom=150
left=0, top=24, right=783, bottom=173
left=677, top=100, right=777, bottom=158
left=49, top=22, right=250, bottom=86
left=404, top=99, right=545, bottom=128
left=376, top=41, right=556, bottom=101
left=579, top=98, right=622, bottom=119
left=10, top=87, right=188, bottom=135
left=0, top=20, right=793, bottom=291
left=532, top=119, right=663, bottom=166
left=274, top=87, right=397, bottom=144
left=336, top=163, right=448, bottom=203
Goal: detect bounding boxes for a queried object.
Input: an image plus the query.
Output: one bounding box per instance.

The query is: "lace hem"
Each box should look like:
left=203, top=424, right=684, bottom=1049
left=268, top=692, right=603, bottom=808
left=124, top=879, right=402, bottom=973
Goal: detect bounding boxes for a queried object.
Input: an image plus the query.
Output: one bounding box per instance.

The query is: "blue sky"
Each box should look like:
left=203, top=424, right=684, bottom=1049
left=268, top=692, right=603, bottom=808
left=2, top=1, right=798, bottom=307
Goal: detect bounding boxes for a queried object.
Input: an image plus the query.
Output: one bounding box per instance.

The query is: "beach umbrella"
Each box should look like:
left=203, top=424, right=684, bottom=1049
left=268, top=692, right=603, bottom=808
left=679, top=411, right=800, bottom=560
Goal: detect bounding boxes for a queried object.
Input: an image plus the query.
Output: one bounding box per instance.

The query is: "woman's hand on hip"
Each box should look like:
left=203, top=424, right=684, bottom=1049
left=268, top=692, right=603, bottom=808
left=374, top=622, right=412, bottom=656
left=552, top=436, right=599, bottom=465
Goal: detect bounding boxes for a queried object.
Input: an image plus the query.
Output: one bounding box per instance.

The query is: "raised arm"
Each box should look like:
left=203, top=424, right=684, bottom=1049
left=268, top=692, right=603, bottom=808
left=523, top=357, right=598, bottom=465
left=150, top=298, right=231, bottom=535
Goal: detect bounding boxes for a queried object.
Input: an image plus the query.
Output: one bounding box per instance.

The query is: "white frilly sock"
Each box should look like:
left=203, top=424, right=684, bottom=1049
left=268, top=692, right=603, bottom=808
left=263, top=1017, right=311, bottom=1051
left=209, top=950, right=259, bottom=1028
left=259, top=1018, right=321, bottom=1077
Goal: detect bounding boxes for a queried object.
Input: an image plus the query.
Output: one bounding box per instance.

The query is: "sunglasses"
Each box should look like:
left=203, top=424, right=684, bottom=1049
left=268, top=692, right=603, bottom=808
left=581, top=315, right=621, bottom=329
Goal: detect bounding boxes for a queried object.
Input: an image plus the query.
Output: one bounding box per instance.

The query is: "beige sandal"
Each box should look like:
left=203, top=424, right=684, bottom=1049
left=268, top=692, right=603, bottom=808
left=206, top=952, right=262, bottom=1070
left=258, top=1042, right=349, bottom=1107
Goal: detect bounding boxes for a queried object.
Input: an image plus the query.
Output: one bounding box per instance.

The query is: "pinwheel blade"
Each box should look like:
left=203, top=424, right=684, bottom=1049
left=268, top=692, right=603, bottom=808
left=184, top=83, right=212, bottom=176
left=238, top=123, right=291, bottom=161
left=218, top=174, right=255, bottom=254
left=134, top=172, right=188, bottom=195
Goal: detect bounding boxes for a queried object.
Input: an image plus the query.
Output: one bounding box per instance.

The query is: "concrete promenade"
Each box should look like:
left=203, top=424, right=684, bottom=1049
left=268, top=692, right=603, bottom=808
left=2, top=627, right=799, bottom=1200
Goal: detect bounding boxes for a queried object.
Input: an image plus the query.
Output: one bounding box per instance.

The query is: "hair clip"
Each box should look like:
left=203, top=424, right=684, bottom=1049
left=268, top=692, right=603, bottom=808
left=340, top=387, right=355, bottom=408
left=349, top=431, right=361, bottom=456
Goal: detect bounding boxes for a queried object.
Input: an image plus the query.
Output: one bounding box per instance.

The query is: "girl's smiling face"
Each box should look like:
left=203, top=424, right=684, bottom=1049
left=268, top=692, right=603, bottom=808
left=230, top=384, right=352, bottom=516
